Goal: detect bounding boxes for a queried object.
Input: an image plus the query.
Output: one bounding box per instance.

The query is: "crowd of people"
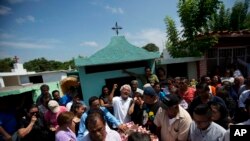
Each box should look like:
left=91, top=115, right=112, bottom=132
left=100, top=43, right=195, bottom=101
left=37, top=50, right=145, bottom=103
left=0, top=66, right=250, bottom=141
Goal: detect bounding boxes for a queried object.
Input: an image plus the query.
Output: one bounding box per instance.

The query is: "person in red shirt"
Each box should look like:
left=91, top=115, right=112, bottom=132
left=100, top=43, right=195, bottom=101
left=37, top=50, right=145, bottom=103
left=178, top=79, right=196, bottom=104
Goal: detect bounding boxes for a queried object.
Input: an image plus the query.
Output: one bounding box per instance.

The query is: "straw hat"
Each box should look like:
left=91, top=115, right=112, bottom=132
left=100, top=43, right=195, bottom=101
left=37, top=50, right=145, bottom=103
left=60, top=76, right=79, bottom=94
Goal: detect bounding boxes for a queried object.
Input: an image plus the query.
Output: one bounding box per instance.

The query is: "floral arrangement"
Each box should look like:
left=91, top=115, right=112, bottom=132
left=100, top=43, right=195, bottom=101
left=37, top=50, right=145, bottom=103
left=119, top=122, right=158, bottom=141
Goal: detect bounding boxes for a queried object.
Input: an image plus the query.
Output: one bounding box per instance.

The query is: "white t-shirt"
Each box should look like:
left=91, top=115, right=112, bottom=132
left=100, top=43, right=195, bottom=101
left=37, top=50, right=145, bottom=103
left=112, top=96, right=132, bottom=124
left=66, top=101, right=73, bottom=111
left=82, top=128, right=121, bottom=141
left=189, top=122, right=226, bottom=141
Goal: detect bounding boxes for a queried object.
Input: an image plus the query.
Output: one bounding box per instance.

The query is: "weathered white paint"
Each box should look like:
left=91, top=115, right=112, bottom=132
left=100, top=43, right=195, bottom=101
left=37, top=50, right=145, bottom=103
left=0, top=77, right=4, bottom=88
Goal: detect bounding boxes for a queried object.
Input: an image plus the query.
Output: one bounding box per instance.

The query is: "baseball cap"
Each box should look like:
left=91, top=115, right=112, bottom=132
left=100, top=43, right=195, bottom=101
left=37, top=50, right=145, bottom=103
left=143, top=86, right=157, bottom=97
left=48, top=100, right=60, bottom=113
left=160, top=94, right=180, bottom=109
left=136, top=88, right=144, bottom=95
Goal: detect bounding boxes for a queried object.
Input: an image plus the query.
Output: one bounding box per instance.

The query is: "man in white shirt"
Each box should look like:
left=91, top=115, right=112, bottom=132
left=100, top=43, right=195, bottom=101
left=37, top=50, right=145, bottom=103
left=189, top=104, right=226, bottom=141
left=109, top=84, right=134, bottom=124
left=82, top=110, right=121, bottom=141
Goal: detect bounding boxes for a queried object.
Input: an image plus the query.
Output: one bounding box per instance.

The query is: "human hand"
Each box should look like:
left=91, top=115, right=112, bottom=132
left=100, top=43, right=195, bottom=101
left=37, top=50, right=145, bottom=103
left=49, top=127, right=56, bottom=131
left=31, top=115, right=37, bottom=123
left=113, top=84, right=118, bottom=90
left=133, top=97, right=138, bottom=101
left=118, top=124, right=128, bottom=133
left=3, top=134, right=11, bottom=141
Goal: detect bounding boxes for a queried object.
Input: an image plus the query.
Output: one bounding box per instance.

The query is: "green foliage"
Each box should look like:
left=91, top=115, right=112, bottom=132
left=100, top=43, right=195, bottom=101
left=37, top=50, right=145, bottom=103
left=0, top=58, right=14, bottom=72
left=166, top=0, right=220, bottom=57
left=209, top=3, right=231, bottom=31
left=209, top=0, right=250, bottom=31
left=142, top=43, right=159, bottom=52
left=243, top=12, right=250, bottom=28
left=230, top=0, right=249, bottom=30
left=23, top=58, right=75, bottom=72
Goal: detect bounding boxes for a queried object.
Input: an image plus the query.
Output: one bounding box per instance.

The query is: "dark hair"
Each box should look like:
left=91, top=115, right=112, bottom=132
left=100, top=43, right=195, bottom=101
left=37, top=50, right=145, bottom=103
left=156, top=67, right=166, bottom=75
left=193, top=104, right=212, bottom=118
left=196, top=83, right=210, bottom=92
left=40, top=84, right=49, bottom=91
left=57, top=111, right=74, bottom=126
left=210, top=102, right=228, bottom=120
left=128, top=132, right=151, bottom=141
left=100, top=85, right=109, bottom=97
left=88, top=96, right=99, bottom=106
left=180, top=78, right=190, bottom=85
left=144, top=66, right=151, bottom=71
left=26, top=104, right=38, bottom=114
left=200, top=75, right=208, bottom=83
left=27, top=104, right=38, bottom=110
left=70, top=101, right=84, bottom=114
left=52, top=90, right=59, bottom=95
left=153, top=82, right=161, bottom=87
left=85, top=109, right=105, bottom=130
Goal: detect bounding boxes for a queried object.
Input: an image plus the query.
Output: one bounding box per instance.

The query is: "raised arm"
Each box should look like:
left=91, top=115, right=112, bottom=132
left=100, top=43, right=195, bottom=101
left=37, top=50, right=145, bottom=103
left=18, top=116, right=37, bottom=138
left=128, top=98, right=136, bottom=115
left=108, top=84, right=118, bottom=102
left=0, top=126, right=12, bottom=141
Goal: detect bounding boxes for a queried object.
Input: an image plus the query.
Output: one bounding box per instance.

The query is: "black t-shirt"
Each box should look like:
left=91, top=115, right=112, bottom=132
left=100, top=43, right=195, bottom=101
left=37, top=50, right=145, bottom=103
left=18, top=116, right=53, bottom=141
left=131, top=102, right=146, bottom=125
left=131, top=101, right=160, bottom=134
left=142, top=101, right=160, bottom=134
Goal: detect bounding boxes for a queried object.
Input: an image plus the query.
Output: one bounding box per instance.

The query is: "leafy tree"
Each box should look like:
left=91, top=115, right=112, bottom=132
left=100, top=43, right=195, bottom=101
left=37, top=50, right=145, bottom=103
left=209, top=3, right=231, bottom=31
left=0, top=57, right=76, bottom=72
left=0, top=58, right=14, bottom=72
left=230, top=0, right=249, bottom=30
left=142, top=43, right=159, bottom=52
left=166, top=0, right=220, bottom=57
left=24, top=58, right=51, bottom=72
left=243, top=12, right=250, bottom=28
left=24, top=58, right=76, bottom=72
left=62, top=59, right=76, bottom=70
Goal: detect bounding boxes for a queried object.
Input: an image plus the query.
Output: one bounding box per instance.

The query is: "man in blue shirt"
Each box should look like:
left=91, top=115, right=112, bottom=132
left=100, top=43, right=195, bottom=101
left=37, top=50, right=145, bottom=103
left=77, top=96, right=127, bottom=140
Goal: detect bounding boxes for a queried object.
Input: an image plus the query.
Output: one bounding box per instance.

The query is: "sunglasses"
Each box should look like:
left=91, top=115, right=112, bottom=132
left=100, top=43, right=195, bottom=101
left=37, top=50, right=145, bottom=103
left=30, top=111, right=39, bottom=115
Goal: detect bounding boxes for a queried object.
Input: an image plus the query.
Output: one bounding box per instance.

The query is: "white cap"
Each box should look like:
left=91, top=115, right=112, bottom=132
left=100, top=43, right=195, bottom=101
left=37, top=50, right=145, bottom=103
left=48, top=100, right=60, bottom=113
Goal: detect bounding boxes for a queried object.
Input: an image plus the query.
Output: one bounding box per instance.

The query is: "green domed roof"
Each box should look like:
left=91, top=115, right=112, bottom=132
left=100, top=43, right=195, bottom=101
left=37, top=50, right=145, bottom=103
left=75, top=36, right=160, bottom=66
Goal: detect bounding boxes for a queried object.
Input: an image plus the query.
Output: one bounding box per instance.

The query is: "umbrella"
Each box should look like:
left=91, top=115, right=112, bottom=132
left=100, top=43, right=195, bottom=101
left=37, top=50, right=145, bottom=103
left=60, top=76, right=79, bottom=94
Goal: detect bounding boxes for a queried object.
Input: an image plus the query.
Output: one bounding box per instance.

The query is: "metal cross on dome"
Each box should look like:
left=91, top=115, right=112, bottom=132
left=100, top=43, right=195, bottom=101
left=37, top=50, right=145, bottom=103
left=112, top=22, right=122, bottom=36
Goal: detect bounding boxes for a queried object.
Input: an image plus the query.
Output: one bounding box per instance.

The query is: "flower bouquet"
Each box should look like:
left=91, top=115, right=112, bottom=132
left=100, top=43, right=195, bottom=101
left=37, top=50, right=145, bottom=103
left=119, top=121, right=158, bottom=141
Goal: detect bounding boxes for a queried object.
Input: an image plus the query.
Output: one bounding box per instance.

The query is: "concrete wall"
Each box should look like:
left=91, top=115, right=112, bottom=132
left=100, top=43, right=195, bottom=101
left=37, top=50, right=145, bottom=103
left=42, top=72, right=67, bottom=83
left=3, top=76, right=20, bottom=86
left=19, top=72, right=67, bottom=84
left=198, top=59, right=207, bottom=78
left=0, top=77, right=4, bottom=88
left=187, top=62, right=197, bottom=80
